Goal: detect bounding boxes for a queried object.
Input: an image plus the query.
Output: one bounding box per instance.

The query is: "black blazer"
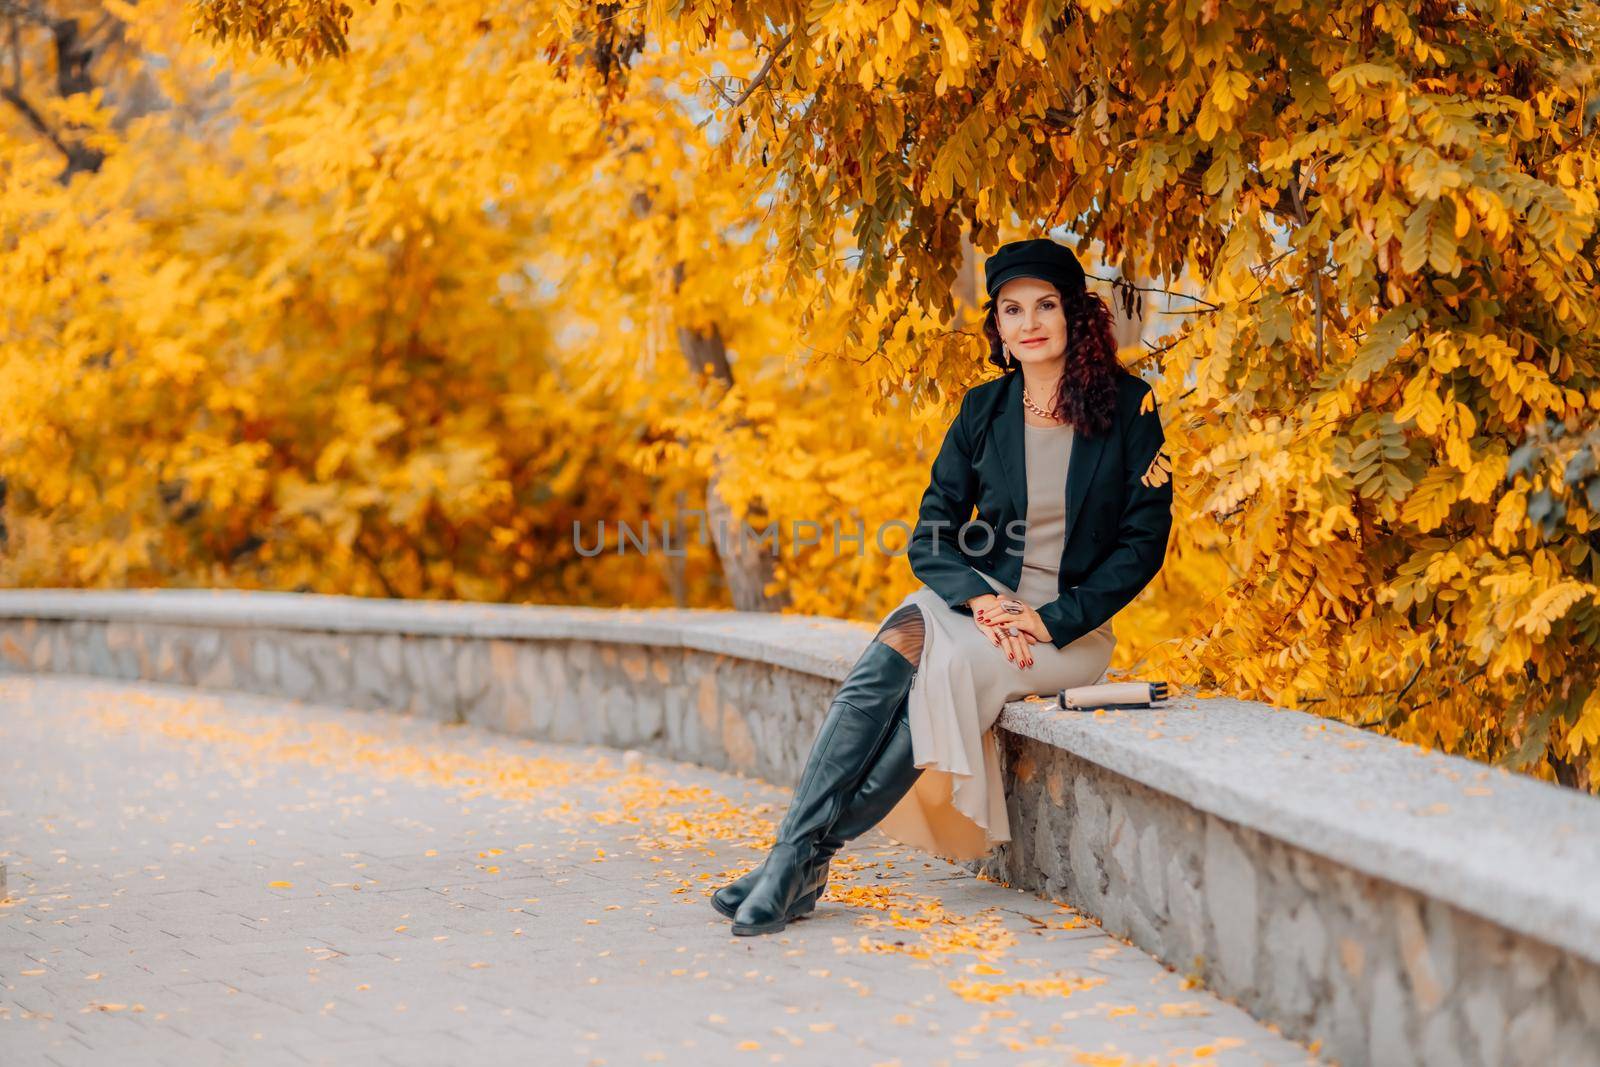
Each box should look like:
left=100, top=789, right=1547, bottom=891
left=906, top=366, right=1174, bottom=649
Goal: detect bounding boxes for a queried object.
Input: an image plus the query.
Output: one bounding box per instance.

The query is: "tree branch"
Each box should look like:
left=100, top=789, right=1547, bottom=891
left=1288, top=162, right=1327, bottom=367
left=697, top=30, right=791, bottom=129
left=1088, top=272, right=1221, bottom=312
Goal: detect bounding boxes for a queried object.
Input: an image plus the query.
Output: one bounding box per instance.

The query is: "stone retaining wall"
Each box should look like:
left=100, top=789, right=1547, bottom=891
left=996, top=735, right=1597, bottom=1066
left=3, top=589, right=1597, bottom=1067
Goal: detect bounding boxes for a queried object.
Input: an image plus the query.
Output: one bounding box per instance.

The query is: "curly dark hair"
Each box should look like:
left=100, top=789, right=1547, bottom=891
left=980, top=286, right=1123, bottom=439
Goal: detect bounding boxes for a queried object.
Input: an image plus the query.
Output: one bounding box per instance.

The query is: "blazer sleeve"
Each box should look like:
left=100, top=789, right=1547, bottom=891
left=907, top=391, right=999, bottom=611
left=1035, top=382, right=1174, bottom=649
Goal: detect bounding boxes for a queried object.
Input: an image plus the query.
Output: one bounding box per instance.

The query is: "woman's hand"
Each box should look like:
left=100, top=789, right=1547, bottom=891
left=965, top=594, right=1044, bottom=669
left=975, top=596, right=1051, bottom=640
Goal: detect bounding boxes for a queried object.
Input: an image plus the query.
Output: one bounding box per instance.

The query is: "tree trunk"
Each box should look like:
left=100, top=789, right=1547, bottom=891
left=673, top=310, right=790, bottom=612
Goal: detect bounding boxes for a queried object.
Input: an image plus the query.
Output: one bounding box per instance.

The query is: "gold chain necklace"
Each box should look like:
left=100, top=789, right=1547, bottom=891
left=1022, top=383, right=1063, bottom=422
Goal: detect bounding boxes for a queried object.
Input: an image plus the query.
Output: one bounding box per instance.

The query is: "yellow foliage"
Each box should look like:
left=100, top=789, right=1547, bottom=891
left=8, top=0, right=1600, bottom=791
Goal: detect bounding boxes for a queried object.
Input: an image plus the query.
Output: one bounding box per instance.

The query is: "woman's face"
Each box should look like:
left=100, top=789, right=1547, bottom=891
left=994, top=277, right=1067, bottom=366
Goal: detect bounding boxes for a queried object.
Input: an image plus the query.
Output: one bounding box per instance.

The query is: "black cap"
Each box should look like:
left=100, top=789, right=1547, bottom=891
left=983, top=238, right=1086, bottom=302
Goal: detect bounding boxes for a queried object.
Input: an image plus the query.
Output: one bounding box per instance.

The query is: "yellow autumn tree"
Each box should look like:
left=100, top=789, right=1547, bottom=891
left=189, top=0, right=1600, bottom=789
left=0, top=0, right=732, bottom=605
left=2, top=0, right=1000, bottom=629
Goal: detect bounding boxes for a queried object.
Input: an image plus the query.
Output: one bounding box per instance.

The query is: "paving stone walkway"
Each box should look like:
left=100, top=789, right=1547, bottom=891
left=1, top=674, right=1320, bottom=1066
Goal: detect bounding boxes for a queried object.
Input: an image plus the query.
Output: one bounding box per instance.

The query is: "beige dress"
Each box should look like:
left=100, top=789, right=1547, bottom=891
left=875, top=421, right=1117, bottom=861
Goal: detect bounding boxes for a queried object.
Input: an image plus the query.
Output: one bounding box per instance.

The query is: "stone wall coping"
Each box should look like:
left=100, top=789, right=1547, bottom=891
left=5, top=587, right=1598, bottom=965
left=0, top=588, right=874, bottom=681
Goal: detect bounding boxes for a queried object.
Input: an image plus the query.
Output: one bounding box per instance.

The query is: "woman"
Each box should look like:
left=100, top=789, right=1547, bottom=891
left=715, top=236, right=1174, bottom=937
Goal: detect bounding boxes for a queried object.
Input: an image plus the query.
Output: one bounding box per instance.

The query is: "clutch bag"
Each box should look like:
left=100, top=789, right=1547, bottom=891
left=1056, top=680, right=1171, bottom=712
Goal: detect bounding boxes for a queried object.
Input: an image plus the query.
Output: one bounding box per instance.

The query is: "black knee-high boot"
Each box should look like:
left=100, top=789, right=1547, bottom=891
left=711, top=701, right=922, bottom=921
left=728, top=640, right=917, bottom=936
left=806, top=707, right=923, bottom=901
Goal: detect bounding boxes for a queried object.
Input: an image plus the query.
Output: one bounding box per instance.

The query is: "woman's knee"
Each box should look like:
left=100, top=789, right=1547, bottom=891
left=872, top=603, right=925, bottom=667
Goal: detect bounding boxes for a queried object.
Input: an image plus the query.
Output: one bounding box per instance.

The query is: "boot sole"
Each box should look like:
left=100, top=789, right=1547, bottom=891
left=731, top=916, right=788, bottom=936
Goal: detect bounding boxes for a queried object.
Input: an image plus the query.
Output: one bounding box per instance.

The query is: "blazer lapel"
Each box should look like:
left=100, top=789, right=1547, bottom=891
left=1062, top=415, right=1108, bottom=547
left=991, top=368, right=1109, bottom=548
left=990, top=371, right=1028, bottom=522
